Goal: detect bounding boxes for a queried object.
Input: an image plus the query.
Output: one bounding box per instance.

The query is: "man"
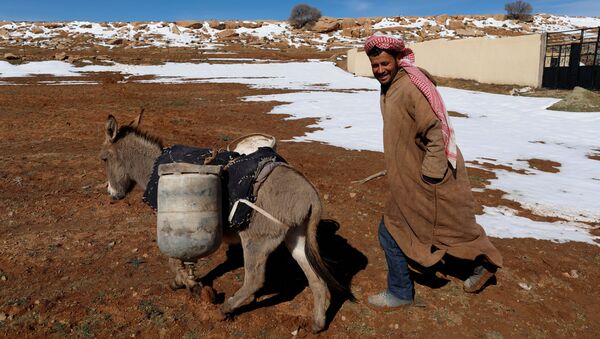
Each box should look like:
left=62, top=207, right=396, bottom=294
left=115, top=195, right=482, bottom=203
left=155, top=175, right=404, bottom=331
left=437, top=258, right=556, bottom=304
left=364, top=34, right=503, bottom=307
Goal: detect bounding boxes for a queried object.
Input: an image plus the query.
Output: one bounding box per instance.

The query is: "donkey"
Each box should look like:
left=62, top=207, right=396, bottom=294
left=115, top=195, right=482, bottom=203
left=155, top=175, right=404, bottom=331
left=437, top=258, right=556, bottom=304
left=99, top=112, right=348, bottom=333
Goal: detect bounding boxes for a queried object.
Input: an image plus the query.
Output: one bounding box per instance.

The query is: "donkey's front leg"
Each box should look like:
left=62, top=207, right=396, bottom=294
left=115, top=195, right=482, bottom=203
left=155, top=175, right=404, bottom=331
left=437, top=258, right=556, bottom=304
left=221, top=230, right=284, bottom=314
left=168, top=258, right=201, bottom=292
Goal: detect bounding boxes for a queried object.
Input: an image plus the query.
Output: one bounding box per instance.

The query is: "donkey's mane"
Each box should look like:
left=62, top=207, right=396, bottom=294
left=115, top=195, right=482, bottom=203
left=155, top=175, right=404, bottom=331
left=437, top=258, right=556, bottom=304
left=116, top=125, right=164, bottom=149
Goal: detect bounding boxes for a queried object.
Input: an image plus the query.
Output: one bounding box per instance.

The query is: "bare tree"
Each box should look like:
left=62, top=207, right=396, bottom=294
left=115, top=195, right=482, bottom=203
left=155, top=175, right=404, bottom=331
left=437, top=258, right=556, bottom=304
left=288, top=4, right=322, bottom=29
left=505, top=1, right=533, bottom=21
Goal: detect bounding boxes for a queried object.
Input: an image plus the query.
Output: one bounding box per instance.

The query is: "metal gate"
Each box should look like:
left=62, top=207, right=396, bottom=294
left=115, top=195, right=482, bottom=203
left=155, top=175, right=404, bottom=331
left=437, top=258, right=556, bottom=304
left=542, top=27, right=600, bottom=90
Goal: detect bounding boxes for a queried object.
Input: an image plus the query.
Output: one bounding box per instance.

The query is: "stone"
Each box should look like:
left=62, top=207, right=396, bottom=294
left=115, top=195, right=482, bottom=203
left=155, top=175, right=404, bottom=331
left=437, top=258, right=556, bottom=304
left=216, top=29, right=238, bottom=39
left=243, top=34, right=261, bottom=44
left=54, top=52, right=68, bottom=60
left=435, top=14, right=449, bottom=25
left=240, top=21, right=263, bottom=29
left=170, top=23, right=181, bottom=35
left=0, top=28, right=9, bottom=39
left=518, top=282, right=532, bottom=291
left=175, top=20, right=204, bottom=29
left=107, top=38, right=125, bottom=45
left=42, top=22, right=64, bottom=29
left=341, top=18, right=357, bottom=30
left=341, top=27, right=353, bottom=37
left=455, top=28, right=485, bottom=37
left=3, top=53, right=20, bottom=60
left=224, top=21, right=241, bottom=30
left=311, top=17, right=340, bottom=33
left=30, top=26, right=44, bottom=34
left=429, top=25, right=441, bottom=33
left=357, top=18, right=371, bottom=27
left=350, top=28, right=362, bottom=38
left=519, top=23, right=531, bottom=31
left=132, top=22, right=148, bottom=30
left=208, top=20, right=226, bottom=30
left=447, top=19, right=465, bottom=30
left=492, top=14, right=506, bottom=21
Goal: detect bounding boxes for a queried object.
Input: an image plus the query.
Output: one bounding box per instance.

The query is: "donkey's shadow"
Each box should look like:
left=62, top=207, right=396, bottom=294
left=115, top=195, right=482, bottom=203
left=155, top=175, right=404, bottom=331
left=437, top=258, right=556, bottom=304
left=198, top=219, right=367, bottom=325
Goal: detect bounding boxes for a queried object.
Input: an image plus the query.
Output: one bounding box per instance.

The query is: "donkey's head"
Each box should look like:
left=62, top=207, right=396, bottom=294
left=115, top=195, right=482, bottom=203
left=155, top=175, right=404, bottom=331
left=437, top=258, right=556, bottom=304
left=99, top=111, right=161, bottom=200
left=99, top=114, right=140, bottom=200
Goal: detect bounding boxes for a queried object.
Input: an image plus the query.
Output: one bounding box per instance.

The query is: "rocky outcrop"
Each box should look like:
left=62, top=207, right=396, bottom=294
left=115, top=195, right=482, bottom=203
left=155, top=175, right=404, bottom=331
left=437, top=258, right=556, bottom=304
left=455, top=28, right=485, bottom=37
left=447, top=19, right=465, bottom=30
left=170, top=24, right=181, bottom=35
left=216, top=29, right=238, bottom=39
left=311, top=17, right=340, bottom=33
left=208, top=21, right=226, bottom=30
left=0, top=14, right=594, bottom=52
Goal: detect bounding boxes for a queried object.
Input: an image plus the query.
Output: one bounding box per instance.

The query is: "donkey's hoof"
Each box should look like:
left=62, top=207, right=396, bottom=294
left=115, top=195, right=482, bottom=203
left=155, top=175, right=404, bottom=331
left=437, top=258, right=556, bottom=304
left=169, top=281, right=185, bottom=291
left=218, top=306, right=234, bottom=321
left=311, top=320, right=326, bottom=334
left=189, top=283, right=202, bottom=295
left=199, top=286, right=217, bottom=304
left=220, top=302, right=233, bottom=315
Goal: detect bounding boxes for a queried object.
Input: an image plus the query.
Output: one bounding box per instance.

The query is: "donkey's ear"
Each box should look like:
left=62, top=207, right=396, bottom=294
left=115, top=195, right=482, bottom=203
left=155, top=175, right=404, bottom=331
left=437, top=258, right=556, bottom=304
left=129, top=108, right=144, bottom=129
left=105, top=115, right=118, bottom=142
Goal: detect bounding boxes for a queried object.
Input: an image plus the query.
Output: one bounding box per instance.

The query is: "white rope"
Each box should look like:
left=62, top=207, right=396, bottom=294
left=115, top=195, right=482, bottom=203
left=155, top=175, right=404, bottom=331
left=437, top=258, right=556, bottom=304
left=228, top=199, right=287, bottom=227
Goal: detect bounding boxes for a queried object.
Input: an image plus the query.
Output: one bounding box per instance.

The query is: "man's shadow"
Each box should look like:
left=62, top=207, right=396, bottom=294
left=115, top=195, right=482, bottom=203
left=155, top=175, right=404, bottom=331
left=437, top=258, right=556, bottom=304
left=198, top=219, right=367, bottom=328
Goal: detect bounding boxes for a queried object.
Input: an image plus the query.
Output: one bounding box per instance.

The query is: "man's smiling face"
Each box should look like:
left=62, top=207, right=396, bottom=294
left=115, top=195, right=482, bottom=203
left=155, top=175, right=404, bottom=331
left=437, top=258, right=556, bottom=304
left=369, top=51, right=401, bottom=86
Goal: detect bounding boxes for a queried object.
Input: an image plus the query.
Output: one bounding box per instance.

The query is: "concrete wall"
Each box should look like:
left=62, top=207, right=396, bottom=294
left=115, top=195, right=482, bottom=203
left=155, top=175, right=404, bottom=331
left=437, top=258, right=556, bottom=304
left=347, top=34, right=546, bottom=87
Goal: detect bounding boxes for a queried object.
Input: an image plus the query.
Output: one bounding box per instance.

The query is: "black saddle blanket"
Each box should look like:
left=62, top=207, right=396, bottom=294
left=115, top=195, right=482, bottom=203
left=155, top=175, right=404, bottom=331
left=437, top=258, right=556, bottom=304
left=143, top=144, right=286, bottom=230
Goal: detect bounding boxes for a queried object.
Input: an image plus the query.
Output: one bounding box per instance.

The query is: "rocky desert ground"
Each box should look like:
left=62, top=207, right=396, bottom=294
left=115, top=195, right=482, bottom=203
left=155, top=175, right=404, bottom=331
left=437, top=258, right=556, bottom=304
left=1, top=13, right=599, bottom=338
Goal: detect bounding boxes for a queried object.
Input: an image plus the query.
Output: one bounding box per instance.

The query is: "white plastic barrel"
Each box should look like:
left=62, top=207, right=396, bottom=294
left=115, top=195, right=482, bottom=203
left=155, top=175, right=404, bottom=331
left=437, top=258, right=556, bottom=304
left=157, top=163, right=223, bottom=262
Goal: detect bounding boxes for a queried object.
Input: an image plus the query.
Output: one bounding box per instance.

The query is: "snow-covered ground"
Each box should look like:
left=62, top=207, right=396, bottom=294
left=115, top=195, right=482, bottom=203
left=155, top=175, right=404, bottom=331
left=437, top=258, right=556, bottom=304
left=1, top=59, right=599, bottom=246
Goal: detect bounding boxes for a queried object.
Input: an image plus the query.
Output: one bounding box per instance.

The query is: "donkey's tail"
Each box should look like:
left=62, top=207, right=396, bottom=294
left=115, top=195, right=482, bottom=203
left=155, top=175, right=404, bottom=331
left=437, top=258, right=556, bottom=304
left=305, top=201, right=356, bottom=302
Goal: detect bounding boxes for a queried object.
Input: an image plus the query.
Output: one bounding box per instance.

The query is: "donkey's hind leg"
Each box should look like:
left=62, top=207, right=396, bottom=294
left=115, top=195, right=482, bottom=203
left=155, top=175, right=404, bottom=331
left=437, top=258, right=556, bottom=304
left=284, top=224, right=330, bottom=333
left=221, top=228, right=285, bottom=315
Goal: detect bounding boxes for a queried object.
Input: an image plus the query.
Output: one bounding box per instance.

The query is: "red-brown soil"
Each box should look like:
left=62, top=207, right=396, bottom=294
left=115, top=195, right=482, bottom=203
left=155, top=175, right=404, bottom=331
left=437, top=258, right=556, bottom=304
left=1, top=50, right=599, bottom=338
left=519, top=158, right=562, bottom=173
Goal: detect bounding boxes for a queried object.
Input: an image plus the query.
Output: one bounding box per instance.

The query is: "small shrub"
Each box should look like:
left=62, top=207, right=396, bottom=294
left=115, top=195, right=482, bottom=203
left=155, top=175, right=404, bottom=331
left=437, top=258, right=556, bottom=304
left=505, top=1, right=533, bottom=21
left=138, top=300, right=164, bottom=319
left=288, top=4, right=321, bottom=29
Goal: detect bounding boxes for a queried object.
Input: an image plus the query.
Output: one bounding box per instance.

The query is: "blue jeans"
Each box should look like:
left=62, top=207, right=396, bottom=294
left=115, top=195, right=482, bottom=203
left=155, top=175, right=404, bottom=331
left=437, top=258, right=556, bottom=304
left=378, top=218, right=414, bottom=301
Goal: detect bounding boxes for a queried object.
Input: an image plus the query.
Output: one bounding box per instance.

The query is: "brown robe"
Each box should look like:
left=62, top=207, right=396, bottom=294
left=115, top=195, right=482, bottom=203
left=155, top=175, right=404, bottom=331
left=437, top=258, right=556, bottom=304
left=381, top=69, right=503, bottom=268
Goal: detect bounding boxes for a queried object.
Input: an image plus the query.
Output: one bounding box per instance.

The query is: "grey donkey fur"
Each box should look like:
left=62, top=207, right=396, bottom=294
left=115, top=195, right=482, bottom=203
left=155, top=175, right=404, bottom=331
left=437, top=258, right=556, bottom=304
left=99, top=112, right=348, bottom=333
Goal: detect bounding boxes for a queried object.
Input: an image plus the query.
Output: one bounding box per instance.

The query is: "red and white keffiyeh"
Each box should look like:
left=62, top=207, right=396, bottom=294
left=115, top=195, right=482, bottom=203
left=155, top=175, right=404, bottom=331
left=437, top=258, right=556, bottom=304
left=365, top=35, right=458, bottom=169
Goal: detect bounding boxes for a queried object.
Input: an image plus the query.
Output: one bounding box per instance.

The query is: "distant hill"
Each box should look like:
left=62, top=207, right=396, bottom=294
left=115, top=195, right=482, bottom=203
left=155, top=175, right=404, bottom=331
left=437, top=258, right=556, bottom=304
left=1, top=14, right=599, bottom=51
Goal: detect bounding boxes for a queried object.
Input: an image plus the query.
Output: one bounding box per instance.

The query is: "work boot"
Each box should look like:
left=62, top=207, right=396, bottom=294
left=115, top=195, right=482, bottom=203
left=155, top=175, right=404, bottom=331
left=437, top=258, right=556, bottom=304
left=463, top=263, right=497, bottom=293
left=368, top=290, right=412, bottom=308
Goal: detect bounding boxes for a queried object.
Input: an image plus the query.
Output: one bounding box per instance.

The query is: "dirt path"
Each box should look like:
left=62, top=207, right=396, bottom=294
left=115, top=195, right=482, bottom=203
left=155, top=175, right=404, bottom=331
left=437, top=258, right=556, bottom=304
left=1, top=59, right=599, bottom=338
